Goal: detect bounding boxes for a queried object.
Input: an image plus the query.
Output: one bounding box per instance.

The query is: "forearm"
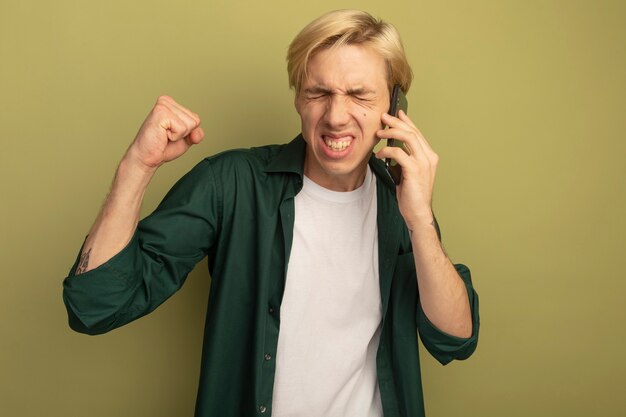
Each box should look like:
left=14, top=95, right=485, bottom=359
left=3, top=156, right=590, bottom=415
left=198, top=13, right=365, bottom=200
left=71, top=96, right=203, bottom=275
left=374, top=110, right=473, bottom=338
left=76, top=155, right=157, bottom=274
left=411, top=219, right=473, bottom=338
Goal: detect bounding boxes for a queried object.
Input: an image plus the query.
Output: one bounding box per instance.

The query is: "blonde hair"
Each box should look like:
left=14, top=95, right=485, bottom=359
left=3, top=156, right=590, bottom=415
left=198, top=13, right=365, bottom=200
left=287, top=9, right=413, bottom=94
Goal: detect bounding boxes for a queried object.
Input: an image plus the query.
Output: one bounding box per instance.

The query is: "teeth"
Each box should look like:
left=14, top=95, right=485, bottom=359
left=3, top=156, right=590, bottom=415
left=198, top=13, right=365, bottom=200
left=324, top=137, right=350, bottom=151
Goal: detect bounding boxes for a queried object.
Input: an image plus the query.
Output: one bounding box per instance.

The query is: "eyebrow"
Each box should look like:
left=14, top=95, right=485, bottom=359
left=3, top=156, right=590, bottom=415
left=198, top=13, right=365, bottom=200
left=346, top=87, right=375, bottom=96
left=303, top=86, right=333, bottom=95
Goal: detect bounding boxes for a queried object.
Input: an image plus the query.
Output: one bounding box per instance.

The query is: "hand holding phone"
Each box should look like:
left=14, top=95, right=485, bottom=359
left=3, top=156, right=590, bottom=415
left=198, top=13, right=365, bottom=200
left=385, top=85, right=409, bottom=185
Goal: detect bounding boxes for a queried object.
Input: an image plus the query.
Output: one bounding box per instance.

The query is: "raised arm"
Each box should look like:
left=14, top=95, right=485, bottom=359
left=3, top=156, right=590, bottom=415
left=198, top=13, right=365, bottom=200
left=376, top=110, right=473, bottom=339
left=75, top=96, right=204, bottom=274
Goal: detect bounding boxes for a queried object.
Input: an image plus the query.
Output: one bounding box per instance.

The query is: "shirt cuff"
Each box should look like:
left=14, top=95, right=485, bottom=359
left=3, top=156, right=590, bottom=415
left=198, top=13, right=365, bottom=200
left=417, top=263, right=480, bottom=365
left=62, top=232, right=143, bottom=334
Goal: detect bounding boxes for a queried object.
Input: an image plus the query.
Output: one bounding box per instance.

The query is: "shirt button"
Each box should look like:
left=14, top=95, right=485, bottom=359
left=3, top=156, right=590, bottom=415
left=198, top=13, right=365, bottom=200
left=264, top=353, right=272, bottom=361
left=269, top=306, right=274, bottom=314
left=259, top=405, right=267, bottom=413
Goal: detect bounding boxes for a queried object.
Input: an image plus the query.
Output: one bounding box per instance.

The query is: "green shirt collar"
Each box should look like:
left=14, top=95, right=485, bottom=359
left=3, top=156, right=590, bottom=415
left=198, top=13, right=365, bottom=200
left=264, top=134, right=306, bottom=176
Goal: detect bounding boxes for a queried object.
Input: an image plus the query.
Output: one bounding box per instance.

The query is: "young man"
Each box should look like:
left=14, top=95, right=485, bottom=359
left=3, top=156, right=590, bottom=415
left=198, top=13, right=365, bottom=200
left=64, top=9, right=479, bottom=417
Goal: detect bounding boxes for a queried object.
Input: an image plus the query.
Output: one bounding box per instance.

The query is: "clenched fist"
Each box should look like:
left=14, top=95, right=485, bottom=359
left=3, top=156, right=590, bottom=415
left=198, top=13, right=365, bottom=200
left=125, top=96, right=205, bottom=170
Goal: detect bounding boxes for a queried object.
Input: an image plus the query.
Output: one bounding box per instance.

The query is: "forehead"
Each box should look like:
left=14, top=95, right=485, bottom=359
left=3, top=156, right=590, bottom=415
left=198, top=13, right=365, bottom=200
left=304, top=44, right=388, bottom=90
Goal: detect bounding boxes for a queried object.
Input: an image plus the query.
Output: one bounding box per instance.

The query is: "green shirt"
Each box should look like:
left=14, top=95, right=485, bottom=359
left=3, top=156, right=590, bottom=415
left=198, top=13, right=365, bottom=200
left=63, top=135, right=480, bottom=417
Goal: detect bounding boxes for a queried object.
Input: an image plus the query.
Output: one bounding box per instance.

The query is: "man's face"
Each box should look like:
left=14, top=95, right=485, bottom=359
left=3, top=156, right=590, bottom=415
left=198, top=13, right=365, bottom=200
left=296, top=44, right=390, bottom=191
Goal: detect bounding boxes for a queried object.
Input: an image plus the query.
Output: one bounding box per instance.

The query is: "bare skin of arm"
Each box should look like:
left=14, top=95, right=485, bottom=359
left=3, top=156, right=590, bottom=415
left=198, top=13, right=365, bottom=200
left=75, top=96, right=205, bottom=275
left=376, top=110, right=472, bottom=338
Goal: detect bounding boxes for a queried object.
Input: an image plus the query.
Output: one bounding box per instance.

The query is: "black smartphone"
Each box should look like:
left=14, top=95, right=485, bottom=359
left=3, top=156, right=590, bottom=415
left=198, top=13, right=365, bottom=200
left=385, top=85, right=408, bottom=185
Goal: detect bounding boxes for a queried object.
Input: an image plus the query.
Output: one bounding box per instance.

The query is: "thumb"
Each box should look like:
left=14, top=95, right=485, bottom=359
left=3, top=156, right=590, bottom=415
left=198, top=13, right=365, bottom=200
left=188, top=127, right=205, bottom=144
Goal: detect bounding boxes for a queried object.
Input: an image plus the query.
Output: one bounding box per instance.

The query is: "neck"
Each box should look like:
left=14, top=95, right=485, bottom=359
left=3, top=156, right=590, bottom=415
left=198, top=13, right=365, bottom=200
left=303, top=161, right=368, bottom=192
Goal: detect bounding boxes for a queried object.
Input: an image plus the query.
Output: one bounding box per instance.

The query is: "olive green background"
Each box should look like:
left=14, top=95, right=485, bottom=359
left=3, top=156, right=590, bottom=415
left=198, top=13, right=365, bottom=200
left=1, top=0, right=624, bottom=416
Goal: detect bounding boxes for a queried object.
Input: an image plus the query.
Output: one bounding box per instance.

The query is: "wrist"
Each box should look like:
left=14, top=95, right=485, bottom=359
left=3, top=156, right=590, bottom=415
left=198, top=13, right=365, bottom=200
left=110, top=155, right=157, bottom=204
left=405, top=210, right=435, bottom=234
left=119, top=150, right=159, bottom=182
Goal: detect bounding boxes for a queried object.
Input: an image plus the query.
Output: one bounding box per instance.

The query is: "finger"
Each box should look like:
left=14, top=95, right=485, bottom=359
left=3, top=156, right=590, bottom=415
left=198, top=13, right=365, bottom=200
left=156, top=96, right=201, bottom=132
left=381, top=129, right=439, bottom=171
left=398, top=110, right=418, bottom=131
left=163, top=136, right=193, bottom=162
left=376, top=147, right=422, bottom=184
left=382, top=114, right=437, bottom=158
left=396, top=111, right=438, bottom=156
left=168, top=98, right=201, bottom=127
left=377, top=149, right=438, bottom=189
left=380, top=113, right=422, bottom=144
left=377, top=126, right=414, bottom=140
left=150, top=98, right=190, bottom=140
left=162, top=102, right=200, bottom=136
left=381, top=110, right=425, bottom=140
left=188, top=127, right=205, bottom=144
left=381, top=111, right=410, bottom=129
left=159, top=112, right=191, bottom=142
left=376, top=144, right=415, bottom=165
left=377, top=127, right=428, bottom=157
left=157, top=95, right=198, bottom=119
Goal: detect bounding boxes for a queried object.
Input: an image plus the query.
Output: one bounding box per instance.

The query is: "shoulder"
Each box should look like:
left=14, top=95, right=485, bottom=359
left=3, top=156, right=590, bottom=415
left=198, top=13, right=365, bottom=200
left=198, top=143, right=288, bottom=175
left=171, top=142, right=295, bottom=200
left=170, top=143, right=284, bottom=186
left=163, top=143, right=279, bottom=187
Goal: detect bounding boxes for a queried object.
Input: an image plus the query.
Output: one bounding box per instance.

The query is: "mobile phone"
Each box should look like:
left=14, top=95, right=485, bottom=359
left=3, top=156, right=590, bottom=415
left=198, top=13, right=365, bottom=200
left=385, top=85, right=408, bottom=185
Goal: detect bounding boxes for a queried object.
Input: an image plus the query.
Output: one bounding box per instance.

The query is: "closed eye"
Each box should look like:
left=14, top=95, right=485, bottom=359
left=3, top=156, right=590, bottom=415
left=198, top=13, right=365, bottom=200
left=347, top=88, right=376, bottom=102
left=303, top=87, right=332, bottom=101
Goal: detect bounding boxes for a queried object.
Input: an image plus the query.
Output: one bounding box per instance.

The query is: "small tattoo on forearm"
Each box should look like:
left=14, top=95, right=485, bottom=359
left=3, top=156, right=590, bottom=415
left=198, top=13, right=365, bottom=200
left=75, top=248, right=91, bottom=275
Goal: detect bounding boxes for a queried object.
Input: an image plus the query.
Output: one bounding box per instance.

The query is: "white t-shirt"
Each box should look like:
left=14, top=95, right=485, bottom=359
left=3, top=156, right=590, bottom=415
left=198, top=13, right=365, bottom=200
left=272, top=167, right=383, bottom=417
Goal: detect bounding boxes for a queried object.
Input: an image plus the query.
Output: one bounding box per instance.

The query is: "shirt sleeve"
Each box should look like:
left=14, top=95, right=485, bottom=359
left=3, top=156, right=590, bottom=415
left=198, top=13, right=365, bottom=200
left=62, top=159, right=221, bottom=335
left=416, top=263, right=480, bottom=365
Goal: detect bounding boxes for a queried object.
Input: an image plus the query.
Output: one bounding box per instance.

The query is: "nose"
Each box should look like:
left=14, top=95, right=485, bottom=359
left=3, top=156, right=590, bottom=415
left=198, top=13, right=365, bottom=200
left=323, top=95, right=351, bottom=127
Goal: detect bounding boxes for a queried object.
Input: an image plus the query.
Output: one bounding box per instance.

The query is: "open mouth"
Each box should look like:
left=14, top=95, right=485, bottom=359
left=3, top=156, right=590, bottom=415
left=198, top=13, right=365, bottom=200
left=323, top=135, right=353, bottom=152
